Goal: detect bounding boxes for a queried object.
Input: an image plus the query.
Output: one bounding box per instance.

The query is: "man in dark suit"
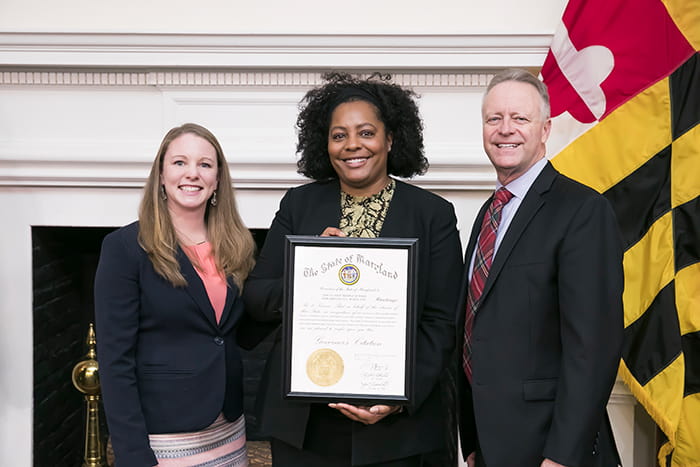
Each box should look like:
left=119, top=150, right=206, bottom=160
left=457, top=68, right=624, bottom=467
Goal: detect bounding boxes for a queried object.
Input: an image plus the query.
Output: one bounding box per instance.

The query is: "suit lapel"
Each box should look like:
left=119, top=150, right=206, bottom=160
left=177, top=246, right=218, bottom=329
left=458, top=199, right=491, bottom=325
left=306, top=180, right=342, bottom=234
left=379, top=180, right=406, bottom=237
left=478, top=163, right=558, bottom=306
left=217, top=279, right=240, bottom=330
left=464, top=200, right=490, bottom=266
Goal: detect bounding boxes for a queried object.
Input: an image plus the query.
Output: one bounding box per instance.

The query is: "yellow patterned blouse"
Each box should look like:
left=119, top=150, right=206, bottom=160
left=338, top=178, right=396, bottom=238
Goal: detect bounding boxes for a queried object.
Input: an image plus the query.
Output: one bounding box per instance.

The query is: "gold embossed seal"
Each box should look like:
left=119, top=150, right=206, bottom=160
left=306, top=348, right=344, bottom=387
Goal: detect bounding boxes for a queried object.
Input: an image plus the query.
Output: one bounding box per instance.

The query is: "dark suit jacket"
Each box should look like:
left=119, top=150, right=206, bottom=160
left=457, top=163, right=624, bottom=467
left=94, top=221, right=246, bottom=467
left=242, top=179, right=463, bottom=465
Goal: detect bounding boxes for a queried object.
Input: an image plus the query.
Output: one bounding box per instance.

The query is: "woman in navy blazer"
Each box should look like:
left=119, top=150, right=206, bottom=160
left=243, top=73, right=463, bottom=466
left=95, top=123, right=256, bottom=466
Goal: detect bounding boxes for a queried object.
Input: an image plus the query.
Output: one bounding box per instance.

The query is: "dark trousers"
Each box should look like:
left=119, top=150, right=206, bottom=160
left=271, top=438, right=426, bottom=467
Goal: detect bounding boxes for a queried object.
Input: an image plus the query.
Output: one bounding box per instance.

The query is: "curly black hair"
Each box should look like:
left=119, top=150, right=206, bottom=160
left=296, top=72, right=428, bottom=181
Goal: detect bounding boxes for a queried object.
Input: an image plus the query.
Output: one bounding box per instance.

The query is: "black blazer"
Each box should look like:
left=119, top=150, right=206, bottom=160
left=242, top=179, right=463, bottom=465
left=457, top=163, right=624, bottom=467
left=94, top=221, right=246, bottom=467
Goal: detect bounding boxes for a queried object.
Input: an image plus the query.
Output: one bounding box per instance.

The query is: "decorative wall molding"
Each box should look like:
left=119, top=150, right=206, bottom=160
left=0, top=157, right=496, bottom=191
left=0, top=32, right=551, bottom=69
left=609, top=381, right=637, bottom=406
left=0, top=69, right=499, bottom=87
left=0, top=32, right=550, bottom=189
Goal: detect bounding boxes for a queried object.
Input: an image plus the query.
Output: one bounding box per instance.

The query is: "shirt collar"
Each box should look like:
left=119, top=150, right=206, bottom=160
left=496, top=157, right=548, bottom=200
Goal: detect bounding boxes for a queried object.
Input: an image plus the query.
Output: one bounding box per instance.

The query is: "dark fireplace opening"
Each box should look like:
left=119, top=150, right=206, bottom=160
left=32, top=226, right=272, bottom=467
left=33, top=226, right=115, bottom=467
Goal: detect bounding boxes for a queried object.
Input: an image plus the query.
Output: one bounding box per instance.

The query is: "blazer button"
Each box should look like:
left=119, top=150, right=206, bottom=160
left=214, top=336, right=224, bottom=346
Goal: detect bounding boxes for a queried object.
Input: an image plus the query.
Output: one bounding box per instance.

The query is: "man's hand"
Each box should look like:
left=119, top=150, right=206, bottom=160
left=328, top=402, right=401, bottom=425
left=541, top=458, right=567, bottom=467
left=320, top=227, right=346, bottom=237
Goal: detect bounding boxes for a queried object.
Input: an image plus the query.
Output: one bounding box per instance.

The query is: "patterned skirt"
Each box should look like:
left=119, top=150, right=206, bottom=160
left=148, top=414, right=248, bottom=467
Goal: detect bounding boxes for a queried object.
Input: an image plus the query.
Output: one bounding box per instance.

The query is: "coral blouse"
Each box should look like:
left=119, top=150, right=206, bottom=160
left=182, top=242, right=226, bottom=323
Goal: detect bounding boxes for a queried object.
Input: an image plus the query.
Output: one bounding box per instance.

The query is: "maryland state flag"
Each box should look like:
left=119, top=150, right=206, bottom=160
left=540, top=0, right=700, bottom=465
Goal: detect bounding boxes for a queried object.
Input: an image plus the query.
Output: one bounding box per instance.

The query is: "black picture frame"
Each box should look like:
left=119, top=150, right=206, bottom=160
left=282, top=235, right=418, bottom=405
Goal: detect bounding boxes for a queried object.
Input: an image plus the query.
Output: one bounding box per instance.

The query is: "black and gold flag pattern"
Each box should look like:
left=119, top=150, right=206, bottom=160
left=541, top=0, right=700, bottom=465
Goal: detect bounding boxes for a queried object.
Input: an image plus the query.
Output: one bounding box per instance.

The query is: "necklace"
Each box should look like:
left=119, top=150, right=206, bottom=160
left=174, top=226, right=208, bottom=246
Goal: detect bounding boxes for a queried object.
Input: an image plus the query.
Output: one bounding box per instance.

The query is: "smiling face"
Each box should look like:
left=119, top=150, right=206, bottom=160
left=160, top=132, right=219, bottom=217
left=482, top=80, right=552, bottom=185
left=328, top=100, right=392, bottom=197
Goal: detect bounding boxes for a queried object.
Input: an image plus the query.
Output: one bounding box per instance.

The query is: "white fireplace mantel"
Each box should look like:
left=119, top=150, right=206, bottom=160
left=0, top=32, right=552, bottom=68
left=2, top=32, right=547, bottom=192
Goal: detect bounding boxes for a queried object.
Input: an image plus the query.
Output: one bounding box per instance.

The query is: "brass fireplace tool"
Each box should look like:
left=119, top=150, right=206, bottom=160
left=72, top=323, right=106, bottom=467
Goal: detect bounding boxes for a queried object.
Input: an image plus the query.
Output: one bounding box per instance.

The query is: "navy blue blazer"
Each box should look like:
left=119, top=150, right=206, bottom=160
left=243, top=179, right=463, bottom=465
left=94, top=221, right=246, bottom=467
left=456, top=163, right=624, bottom=466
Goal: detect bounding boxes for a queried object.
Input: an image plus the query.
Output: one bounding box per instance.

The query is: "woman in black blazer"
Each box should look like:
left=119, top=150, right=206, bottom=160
left=95, top=123, right=256, bottom=466
left=243, top=73, right=463, bottom=466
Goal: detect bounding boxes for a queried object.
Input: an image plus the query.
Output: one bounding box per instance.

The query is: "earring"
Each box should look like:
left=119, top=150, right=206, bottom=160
left=160, top=185, right=167, bottom=201
left=210, top=190, right=217, bottom=206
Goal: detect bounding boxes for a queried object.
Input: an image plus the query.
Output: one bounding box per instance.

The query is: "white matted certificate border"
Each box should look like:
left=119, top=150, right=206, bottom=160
left=282, top=235, right=418, bottom=404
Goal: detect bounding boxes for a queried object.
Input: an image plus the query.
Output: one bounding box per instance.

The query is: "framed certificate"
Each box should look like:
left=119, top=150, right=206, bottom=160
left=282, top=235, right=418, bottom=405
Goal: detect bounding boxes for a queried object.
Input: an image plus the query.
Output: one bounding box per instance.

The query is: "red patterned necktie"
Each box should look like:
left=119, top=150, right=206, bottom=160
left=463, top=187, right=514, bottom=382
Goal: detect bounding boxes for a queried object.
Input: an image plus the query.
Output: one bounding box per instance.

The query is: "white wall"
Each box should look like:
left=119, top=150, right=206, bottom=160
left=0, top=0, right=566, bottom=34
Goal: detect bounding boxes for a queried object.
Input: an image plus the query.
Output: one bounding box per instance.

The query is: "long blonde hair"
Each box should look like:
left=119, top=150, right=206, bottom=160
left=138, top=123, right=255, bottom=289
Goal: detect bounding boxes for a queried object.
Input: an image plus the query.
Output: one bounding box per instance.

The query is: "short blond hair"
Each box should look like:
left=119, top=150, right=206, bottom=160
left=484, top=68, right=551, bottom=120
